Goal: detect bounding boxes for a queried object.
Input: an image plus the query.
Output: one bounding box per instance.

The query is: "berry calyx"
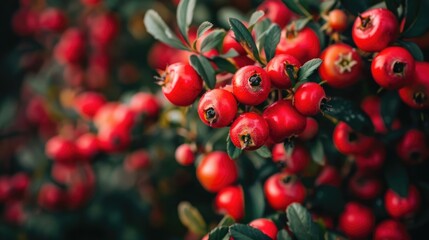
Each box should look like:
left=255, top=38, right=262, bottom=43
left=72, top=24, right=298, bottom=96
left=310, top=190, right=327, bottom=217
left=229, top=112, right=269, bottom=150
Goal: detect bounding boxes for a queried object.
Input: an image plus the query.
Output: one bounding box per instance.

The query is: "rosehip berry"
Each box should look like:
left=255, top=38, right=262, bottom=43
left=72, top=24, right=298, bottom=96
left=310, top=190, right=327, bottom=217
left=263, top=100, right=306, bottom=143
left=298, top=117, right=319, bottom=140
left=214, top=185, right=244, bottom=221
left=10, top=173, right=30, bottom=197
left=54, top=28, right=86, bottom=64
left=93, top=103, right=136, bottom=130
left=396, top=129, right=428, bottom=165
left=196, top=151, right=238, bottom=192
left=232, top=65, right=271, bottom=106
left=51, top=162, right=95, bottom=186
left=38, top=183, right=65, bottom=210
left=352, top=8, right=399, bottom=52
left=39, top=8, right=67, bottom=32
left=374, top=219, right=411, bottom=240
left=249, top=218, right=278, bottom=240
left=272, top=143, right=310, bottom=174
left=385, top=185, right=421, bottom=219
left=349, top=173, right=383, bottom=200
left=0, top=177, right=11, bottom=202
left=175, top=144, right=195, bottom=166
left=371, top=46, right=415, bottom=89
left=266, top=54, right=301, bottom=89
left=264, top=173, right=306, bottom=211
left=45, top=136, right=77, bottom=163
left=66, top=182, right=92, bottom=210
left=355, top=143, right=386, bottom=172
left=315, top=165, right=341, bottom=187
left=276, top=27, right=321, bottom=63
left=129, top=92, right=161, bottom=119
left=257, top=0, right=293, bottom=28
left=3, top=200, right=25, bottom=225
left=89, top=13, right=119, bottom=47
left=399, top=61, right=429, bottom=109
left=198, top=89, right=237, bottom=128
left=12, top=9, right=39, bottom=37
left=97, top=124, right=131, bottom=153
left=74, top=92, right=106, bottom=119
left=229, top=112, right=269, bottom=150
left=319, top=43, right=363, bottom=88
left=333, top=122, right=375, bottom=155
left=326, top=9, right=348, bottom=33
left=161, top=63, right=203, bottom=106
left=76, top=133, right=99, bottom=160
left=293, top=82, right=326, bottom=116
left=339, top=202, right=375, bottom=239
left=124, top=150, right=151, bottom=172
left=361, top=96, right=401, bottom=134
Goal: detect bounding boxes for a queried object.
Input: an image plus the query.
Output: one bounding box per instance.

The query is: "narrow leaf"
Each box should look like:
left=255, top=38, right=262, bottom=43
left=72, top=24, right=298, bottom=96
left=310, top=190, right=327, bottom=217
left=380, top=91, right=401, bottom=131
left=229, top=18, right=262, bottom=63
left=384, top=0, right=399, bottom=17
left=286, top=203, right=323, bottom=240
left=219, top=215, right=235, bottom=227
left=219, top=49, right=239, bottom=58
left=249, top=10, right=265, bottom=27
left=177, top=0, right=196, bottom=44
left=397, top=40, right=424, bottom=61
left=243, top=182, right=265, bottom=221
left=178, top=201, right=207, bottom=236
left=200, top=29, right=226, bottom=53
left=310, top=139, right=324, bottom=165
left=384, top=157, right=409, bottom=197
left=229, top=224, right=271, bottom=240
left=255, top=146, right=272, bottom=158
left=144, top=10, right=188, bottom=50
left=281, top=0, right=309, bottom=16
left=297, top=58, right=323, bottom=82
left=189, top=55, right=216, bottom=89
left=227, top=133, right=242, bottom=159
left=197, top=21, right=213, bottom=38
left=209, top=226, right=229, bottom=240
left=0, top=98, right=17, bottom=129
left=212, top=57, right=237, bottom=73
left=263, top=24, right=281, bottom=62
left=277, top=229, right=293, bottom=240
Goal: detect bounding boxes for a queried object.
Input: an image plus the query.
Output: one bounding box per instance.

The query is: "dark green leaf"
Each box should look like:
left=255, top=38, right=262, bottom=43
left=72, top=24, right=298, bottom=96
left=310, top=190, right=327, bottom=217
left=249, top=10, right=265, bottom=27
left=385, top=0, right=401, bottom=18
left=255, top=19, right=271, bottom=42
left=286, top=64, right=297, bottom=87
left=310, top=139, right=324, bottom=165
left=227, top=133, right=242, bottom=159
left=321, top=97, right=375, bottom=135
left=380, top=91, right=402, bottom=131
left=297, top=58, right=323, bottom=82
left=209, top=226, right=229, bottom=240
left=277, top=229, right=293, bottom=240
left=295, top=18, right=311, bottom=31
left=0, top=98, right=17, bottom=129
left=189, top=55, right=216, bottom=89
left=144, top=10, right=188, bottom=50
left=281, top=0, right=310, bottom=16
left=397, top=40, right=424, bottom=61
left=177, top=0, right=196, bottom=44
left=219, top=49, right=239, bottom=58
left=286, top=203, right=323, bottom=240
left=325, top=231, right=348, bottom=240
left=255, top=145, right=272, bottom=158
left=384, top=157, right=409, bottom=197
left=229, top=224, right=271, bottom=240
left=339, top=0, right=371, bottom=15
left=212, top=57, right=237, bottom=73
left=307, top=22, right=326, bottom=51
left=200, top=29, right=226, bottom=53
left=320, top=0, right=337, bottom=12
left=313, top=185, right=345, bottom=215
left=197, top=21, right=213, bottom=38
left=402, top=0, right=429, bottom=38
left=263, top=24, right=281, bottom=62
left=229, top=18, right=261, bottom=63
left=219, top=215, right=235, bottom=227
left=243, top=182, right=265, bottom=221
left=178, top=201, right=207, bottom=236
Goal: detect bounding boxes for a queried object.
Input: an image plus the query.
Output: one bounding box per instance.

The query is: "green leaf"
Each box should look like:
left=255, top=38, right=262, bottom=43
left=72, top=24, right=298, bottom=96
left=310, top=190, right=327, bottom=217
left=380, top=91, right=402, bottom=131
left=178, top=201, right=207, bottom=236
left=313, top=185, right=345, bottom=215
left=402, top=0, right=429, bottom=38
left=307, top=22, right=326, bottom=50
left=144, top=10, right=188, bottom=50
left=229, top=224, right=271, bottom=240
left=219, top=49, right=239, bottom=58
left=189, top=55, right=216, bottom=89
left=0, top=98, right=17, bottom=130
left=227, top=133, right=242, bottom=159
left=255, top=145, right=272, bottom=158
left=310, top=139, right=324, bottom=165
left=397, top=40, right=424, bottom=61
left=200, top=29, right=226, bottom=53
left=263, top=24, right=281, bottom=62
left=324, top=231, right=348, bottom=240
left=339, top=0, right=371, bottom=15
left=219, top=215, right=235, bottom=227
left=197, top=21, right=213, bottom=38
left=295, top=18, right=311, bottom=31
left=384, top=157, right=409, bottom=197
left=384, top=0, right=400, bottom=17
left=212, top=57, right=237, bottom=73
left=209, top=226, right=229, bottom=240
left=177, top=0, right=196, bottom=44
left=321, top=97, right=375, bottom=135
left=249, top=10, right=265, bottom=27
left=277, top=229, right=293, bottom=240
left=297, top=58, right=323, bottom=82
left=281, top=0, right=310, bottom=16
left=229, top=18, right=262, bottom=63
left=286, top=203, right=323, bottom=240
left=243, top=182, right=265, bottom=221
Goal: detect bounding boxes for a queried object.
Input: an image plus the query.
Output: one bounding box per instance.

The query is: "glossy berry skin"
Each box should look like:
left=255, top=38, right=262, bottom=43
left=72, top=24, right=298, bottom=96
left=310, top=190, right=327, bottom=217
left=54, top=28, right=86, bottom=64
left=129, top=92, right=161, bottom=119
left=74, top=92, right=106, bottom=119
left=232, top=66, right=271, bottom=106
left=272, top=143, right=310, bottom=174
left=298, top=117, right=319, bottom=140
left=124, top=150, right=151, bottom=172
left=333, top=122, right=375, bottom=155
left=327, top=9, right=348, bottom=33
left=276, top=27, right=321, bottom=64
left=196, top=151, right=238, bottom=192
left=257, top=0, right=293, bottom=28
left=264, top=173, right=306, bottom=211
left=249, top=218, right=278, bottom=240
left=263, top=100, right=307, bottom=143
left=45, top=136, right=77, bottom=163
left=214, top=185, right=244, bottom=221
left=396, top=129, right=428, bottom=165
left=352, top=8, right=399, bottom=52
left=293, top=82, right=326, bottom=116
left=319, top=43, right=362, bottom=88
left=355, top=143, right=386, bottom=172
left=162, top=63, right=203, bottom=107
left=38, top=183, right=65, bottom=211
left=371, top=46, right=415, bottom=89
left=39, top=8, right=67, bottom=33
left=315, top=166, right=341, bottom=187
left=349, top=173, right=383, bottom=200
left=93, top=103, right=136, bottom=130
left=373, top=219, right=411, bottom=240
left=198, top=89, right=237, bottom=128
left=339, top=202, right=375, bottom=239
left=266, top=54, right=301, bottom=89
left=229, top=112, right=269, bottom=150
left=175, top=144, right=195, bottom=166
left=385, top=185, right=421, bottom=219
left=97, top=124, right=131, bottom=153
left=89, top=13, right=119, bottom=47
left=399, top=61, right=429, bottom=109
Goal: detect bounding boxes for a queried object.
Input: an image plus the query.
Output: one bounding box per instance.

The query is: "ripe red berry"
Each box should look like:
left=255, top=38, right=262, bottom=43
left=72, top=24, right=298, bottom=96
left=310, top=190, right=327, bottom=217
left=12, top=9, right=39, bottom=37
left=76, top=133, right=99, bottom=160
left=39, top=8, right=67, bottom=32
left=45, top=136, right=77, bottom=163
left=38, top=183, right=65, bottom=210
left=276, top=27, right=321, bottom=63
left=10, top=173, right=30, bottom=198
left=66, top=182, right=92, bottom=210
left=129, top=92, right=161, bottom=119
left=54, top=28, right=86, bottom=64
left=229, top=112, right=269, bottom=150
left=175, top=144, right=195, bottom=166
left=74, top=92, right=107, bottom=119
left=97, top=124, right=131, bottom=153
left=293, top=82, right=326, bottom=116
left=257, top=0, right=293, bottom=28
left=214, top=185, right=244, bottom=221
left=327, top=9, right=348, bottom=33
left=124, top=150, right=151, bottom=172
left=266, top=54, right=301, bottom=89
left=3, top=200, right=26, bottom=225
left=315, top=165, right=341, bottom=187
left=399, top=61, right=429, bottom=109
left=373, top=219, right=411, bottom=240
left=161, top=63, right=203, bottom=107
left=264, top=173, right=306, bottom=211
left=249, top=218, right=278, bottom=240
left=89, top=13, right=119, bottom=47
left=319, top=43, right=362, bottom=88
left=339, top=202, right=375, bottom=239
left=93, top=103, right=136, bottom=130
left=348, top=173, right=383, bottom=200
left=352, top=8, right=399, bottom=52
left=198, top=89, right=237, bottom=128
left=263, top=100, right=306, bottom=143
left=272, top=143, right=310, bottom=174
left=81, top=0, right=102, bottom=6
left=298, top=117, right=319, bottom=140
left=0, top=177, right=12, bottom=202
left=333, top=122, right=376, bottom=155
left=371, top=46, right=415, bottom=89
left=232, top=65, right=271, bottom=106
left=396, top=129, right=428, bottom=165
left=385, top=185, right=421, bottom=219
left=196, top=151, right=238, bottom=192
left=355, top=143, right=386, bottom=172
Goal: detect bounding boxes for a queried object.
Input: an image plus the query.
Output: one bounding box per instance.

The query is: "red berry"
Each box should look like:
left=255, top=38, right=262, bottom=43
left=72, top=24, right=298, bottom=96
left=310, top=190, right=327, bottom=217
left=249, top=218, right=278, bottom=240
left=327, top=9, right=348, bottom=33
left=97, top=124, right=131, bottom=153
left=361, top=96, right=401, bottom=134
left=10, top=173, right=30, bottom=198
left=264, top=173, right=306, bottom=211
left=339, top=202, right=375, bottom=239
left=124, top=150, right=151, bottom=172
left=385, top=185, right=421, bottom=219
left=76, top=133, right=99, bottom=160
left=355, top=143, right=386, bottom=172
left=263, top=100, right=306, bottom=143
left=12, top=9, right=39, bottom=37
left=175, top=144, right=195, bottom=166
left=266, top=54, right=301, bottom=89
left=373, top=219, right=411, bottom=240
left=371, top=46, right=415, bottom=89
left=272, top=143, right=310, bottom=174
left=81, top=0, right=102, bottom=6
left=352, top=8, right=399, bottom=52
left=399, top=61, right=429, bottom=109
left=333, top=122, right=376, bottom=155
left=319, top=43, right=363, bottom=88
left=196, top=151, right=238, bottom=192
left=293, top=82, right=326, bottom=116
left=39, top=8, right=67, bottom=32
left=45, top=136, right=77, bottom=163
left=89, top=13, right=119, bottom=47
left=257, top=0, right=293, bottom=28
left=214, top=185, right=244, bottom=221
left=38, top=183, right=65, bottom=210
left=74, top=92, right=107, bottom=119
left=54, top=28, right=86, bottom=64
left=198, top=89, right=237, bottom=128
left=161, top=63, right=203, bottom=106
left=93, top=103, right=136, bottom=130
left=129, top=92, right=161, bottom=119
left=0, top=177, right=12, bottom=202
left=232, top=65, right=271, bottom=106
left=66, top=182, right=92, bottom=210
left=348, top=172, right=383, bottom=200
left=230, top=112, right=269, bottom=150
left=222, top=30, right=246, bottom=55
left=298, top=117, right=319, bottom=140
left=276, top=27, right=321, bottom=63
left=315, top=165, right=341, bottom=187
left=51, top=162, right=95, bottom=186
left=3, top=200, right=26, bottom=225
left=396, top=129, right=428, bottom=165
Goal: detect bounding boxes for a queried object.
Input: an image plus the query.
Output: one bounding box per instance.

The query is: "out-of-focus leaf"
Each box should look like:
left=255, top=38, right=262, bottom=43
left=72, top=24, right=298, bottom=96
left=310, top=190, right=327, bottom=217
left=286, top=203, right=323, bottom=240
left=263, top=24, right=281, bottom=62
left=281, top=0, right=310, bottom=16
left=313, top=185, right=345, bottom=215
left=277, top=229, right=293, bottom=240
left=229, top=224, right=271, bottom=240
left=255, top=146, right=272, bottom=158
left=249, top=10, right=265, bottom=27
left=227, top=133, right=242, bottom=159
left=177, top=0, right=196, bottom=44
left=243, top=181, right=265, bottom=221
left=197, top=21, right=213, bottom=38
left=310, top=139, right=324, bottom=165
left=0, top=98, right=17, bottom=130
left=178, top=201, right=207, bottom=236
left=189, top=55, right=216, bottom=89
left=380, top=91, right=402, bottom=131
left=208, top=226, right=229, bottom=240
left=402, top=0, right=429, bottom=38
left=384, top=157, right=409, bottom=197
